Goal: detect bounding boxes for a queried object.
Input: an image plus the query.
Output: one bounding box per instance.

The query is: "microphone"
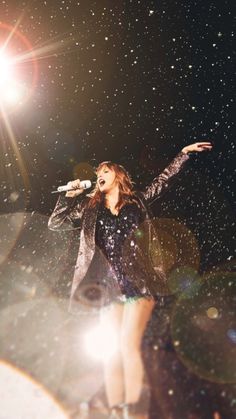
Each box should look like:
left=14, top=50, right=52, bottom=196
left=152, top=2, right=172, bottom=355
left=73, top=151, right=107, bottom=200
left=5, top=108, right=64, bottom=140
left=52, top=180, right=92, bottom=193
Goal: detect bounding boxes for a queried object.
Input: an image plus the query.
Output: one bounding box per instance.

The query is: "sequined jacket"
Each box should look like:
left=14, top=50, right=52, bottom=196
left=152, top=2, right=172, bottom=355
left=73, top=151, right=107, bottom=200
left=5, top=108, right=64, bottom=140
left=48, top=151, right=189, bottom=313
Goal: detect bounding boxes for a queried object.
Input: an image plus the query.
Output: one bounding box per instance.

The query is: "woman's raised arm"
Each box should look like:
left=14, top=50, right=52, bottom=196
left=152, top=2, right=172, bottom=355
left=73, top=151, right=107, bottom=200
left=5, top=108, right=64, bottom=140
left=142, top=142, right=212, bottom=204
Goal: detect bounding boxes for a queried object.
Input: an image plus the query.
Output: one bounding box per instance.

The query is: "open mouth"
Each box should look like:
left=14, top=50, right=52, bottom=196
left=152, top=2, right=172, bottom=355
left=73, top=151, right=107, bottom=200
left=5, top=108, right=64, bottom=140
left=99, top=179, right=105, bottom=186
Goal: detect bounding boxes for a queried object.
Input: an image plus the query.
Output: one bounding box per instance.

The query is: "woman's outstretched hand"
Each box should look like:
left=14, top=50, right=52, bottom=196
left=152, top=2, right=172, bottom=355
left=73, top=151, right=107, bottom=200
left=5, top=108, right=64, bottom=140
left=65, top=179, right=84, bottom=197
left=182, top=142, right=213, bottom=154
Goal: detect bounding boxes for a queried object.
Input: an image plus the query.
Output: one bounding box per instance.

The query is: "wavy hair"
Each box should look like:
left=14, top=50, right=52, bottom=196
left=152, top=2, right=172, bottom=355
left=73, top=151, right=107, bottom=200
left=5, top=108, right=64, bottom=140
left=87, top=161, right=139, bottom=211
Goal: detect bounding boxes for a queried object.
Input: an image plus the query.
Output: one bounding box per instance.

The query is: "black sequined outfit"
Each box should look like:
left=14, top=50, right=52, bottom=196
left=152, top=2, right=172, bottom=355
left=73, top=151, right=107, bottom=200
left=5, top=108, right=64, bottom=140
left=95, top=202, right=153, bottom=302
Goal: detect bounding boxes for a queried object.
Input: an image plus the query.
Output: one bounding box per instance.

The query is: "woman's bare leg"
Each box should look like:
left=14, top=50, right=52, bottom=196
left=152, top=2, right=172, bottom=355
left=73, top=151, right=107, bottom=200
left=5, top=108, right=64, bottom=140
left=100, top=302, right=124, bottom=407
left=121, top=297, right=155, bottom=404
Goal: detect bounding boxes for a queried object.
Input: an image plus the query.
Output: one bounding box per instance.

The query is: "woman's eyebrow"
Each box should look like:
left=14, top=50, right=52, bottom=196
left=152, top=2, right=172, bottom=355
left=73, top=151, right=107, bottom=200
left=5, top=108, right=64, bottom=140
left=99, top=167, right=108, bottom=174
left=96, top=169, right=105, bottom=177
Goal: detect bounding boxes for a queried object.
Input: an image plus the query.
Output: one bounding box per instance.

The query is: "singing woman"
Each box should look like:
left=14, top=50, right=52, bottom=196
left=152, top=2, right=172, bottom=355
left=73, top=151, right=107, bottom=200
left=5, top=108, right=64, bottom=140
left=48, top=142, right=212, bottom=419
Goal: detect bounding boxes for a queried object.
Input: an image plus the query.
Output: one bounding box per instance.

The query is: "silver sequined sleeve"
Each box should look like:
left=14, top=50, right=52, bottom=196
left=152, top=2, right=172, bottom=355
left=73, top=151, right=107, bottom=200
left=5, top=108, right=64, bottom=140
left=142, top=151, right=190, bottom=203
left=48, top=194, right=88, bottom=231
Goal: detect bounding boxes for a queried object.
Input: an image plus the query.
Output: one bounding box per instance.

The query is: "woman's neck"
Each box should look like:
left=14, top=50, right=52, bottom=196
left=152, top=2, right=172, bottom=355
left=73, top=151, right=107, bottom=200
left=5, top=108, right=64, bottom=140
left=105, top=186, right=120, bottom=208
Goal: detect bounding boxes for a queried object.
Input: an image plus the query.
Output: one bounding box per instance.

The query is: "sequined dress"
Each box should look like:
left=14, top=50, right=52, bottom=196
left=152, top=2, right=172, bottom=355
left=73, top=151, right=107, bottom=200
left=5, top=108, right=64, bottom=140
left=94, top=202, right=153, bottom=302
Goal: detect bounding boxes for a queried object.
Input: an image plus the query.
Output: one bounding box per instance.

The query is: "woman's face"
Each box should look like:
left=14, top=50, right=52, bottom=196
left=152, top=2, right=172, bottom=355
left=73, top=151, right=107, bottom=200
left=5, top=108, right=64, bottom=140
left=97, top=165, right=117, bottom=193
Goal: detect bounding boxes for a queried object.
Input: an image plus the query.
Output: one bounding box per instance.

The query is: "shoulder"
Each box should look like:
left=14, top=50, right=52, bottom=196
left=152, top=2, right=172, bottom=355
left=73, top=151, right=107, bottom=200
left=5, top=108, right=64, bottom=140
left=123, top=195, right=147, bottom=214
left=132, top=192, right=146, bottom=207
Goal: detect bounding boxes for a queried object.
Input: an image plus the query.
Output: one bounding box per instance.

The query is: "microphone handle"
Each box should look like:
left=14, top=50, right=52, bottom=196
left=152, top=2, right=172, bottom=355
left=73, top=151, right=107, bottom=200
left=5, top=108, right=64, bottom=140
left=52, top=180, right=92, bottom=194
left=51, top=189, right=75, bottom=194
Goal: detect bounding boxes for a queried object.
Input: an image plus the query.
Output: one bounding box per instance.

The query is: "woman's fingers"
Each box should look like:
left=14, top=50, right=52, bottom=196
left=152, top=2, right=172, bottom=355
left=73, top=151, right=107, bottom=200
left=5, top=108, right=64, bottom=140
left=196, top=142, right=212, bottom=147
left=195, top=142, right=213, bottom=151
left=65, top=179, right=84, bottom=197
left=65, top=191, right=74, bottom=197
left=67, top=179, right=81, bottom=189
left=65, top=189, right=83, bottom=197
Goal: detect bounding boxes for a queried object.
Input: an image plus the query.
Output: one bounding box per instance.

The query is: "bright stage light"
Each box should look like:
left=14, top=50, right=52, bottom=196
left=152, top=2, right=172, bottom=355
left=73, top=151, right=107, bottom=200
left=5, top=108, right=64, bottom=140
left=3, top=83, right=24, bottom=104
left=0, top=50, right=25, bottom=105
left=0, top=51, right=13, bottom=85
left=84, top=318, right=118, bottom=361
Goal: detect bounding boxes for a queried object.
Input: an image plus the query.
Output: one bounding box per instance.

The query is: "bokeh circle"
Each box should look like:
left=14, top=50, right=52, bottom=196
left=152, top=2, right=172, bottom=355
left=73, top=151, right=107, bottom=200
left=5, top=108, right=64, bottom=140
left=171, top=269, right=236, bottom=383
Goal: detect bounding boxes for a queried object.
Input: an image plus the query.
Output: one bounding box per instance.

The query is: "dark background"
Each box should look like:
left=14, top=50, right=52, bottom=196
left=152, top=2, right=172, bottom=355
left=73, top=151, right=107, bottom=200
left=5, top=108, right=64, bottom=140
left=0, top=1, right=235, bottom=417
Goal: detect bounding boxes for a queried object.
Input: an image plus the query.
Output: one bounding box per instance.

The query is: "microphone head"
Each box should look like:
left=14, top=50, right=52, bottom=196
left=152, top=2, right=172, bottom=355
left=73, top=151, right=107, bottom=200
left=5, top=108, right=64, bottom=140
left=81, top=180, right=92, bottom=189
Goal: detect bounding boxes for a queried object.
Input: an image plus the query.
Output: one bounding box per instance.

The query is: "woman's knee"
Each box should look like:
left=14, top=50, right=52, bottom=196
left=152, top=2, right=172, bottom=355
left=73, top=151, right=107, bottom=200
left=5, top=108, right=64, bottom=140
left=103, top=353, right=123, bottom=372
left=120, top=332, right=141, bottom=358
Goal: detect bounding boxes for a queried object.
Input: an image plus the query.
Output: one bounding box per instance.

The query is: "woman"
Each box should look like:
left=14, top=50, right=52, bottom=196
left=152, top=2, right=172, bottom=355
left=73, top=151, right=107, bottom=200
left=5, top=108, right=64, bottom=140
left=48, top=142, right=212, bottom=419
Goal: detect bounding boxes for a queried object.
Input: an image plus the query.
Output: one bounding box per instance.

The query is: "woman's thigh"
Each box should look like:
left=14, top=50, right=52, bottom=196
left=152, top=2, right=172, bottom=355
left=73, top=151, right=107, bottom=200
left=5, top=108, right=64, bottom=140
left=100, top=302, right=124, bottom=335
left=121, top=298, right=155, bottom=347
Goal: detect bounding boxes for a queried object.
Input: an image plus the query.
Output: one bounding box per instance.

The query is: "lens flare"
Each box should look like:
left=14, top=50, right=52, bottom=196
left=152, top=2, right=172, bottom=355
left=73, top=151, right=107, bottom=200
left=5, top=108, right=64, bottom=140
left=0, top=22, right=38, bottom=112
left=84, top=317, right=118, bottom=361
left=0, top=361, right=68, bottom=419
left=0, top=50, right=13, bottom=84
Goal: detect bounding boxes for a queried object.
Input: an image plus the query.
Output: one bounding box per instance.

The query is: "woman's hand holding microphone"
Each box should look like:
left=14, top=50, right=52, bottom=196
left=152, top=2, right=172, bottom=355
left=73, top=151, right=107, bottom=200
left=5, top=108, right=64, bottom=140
left=65, top=179, right=84, bottom=197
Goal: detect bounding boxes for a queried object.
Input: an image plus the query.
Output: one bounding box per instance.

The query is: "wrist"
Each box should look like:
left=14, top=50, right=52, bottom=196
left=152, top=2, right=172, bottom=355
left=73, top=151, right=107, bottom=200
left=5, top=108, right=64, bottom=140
left=181, top=147, right=188, bottom=154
